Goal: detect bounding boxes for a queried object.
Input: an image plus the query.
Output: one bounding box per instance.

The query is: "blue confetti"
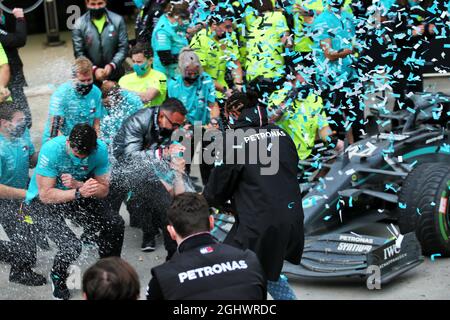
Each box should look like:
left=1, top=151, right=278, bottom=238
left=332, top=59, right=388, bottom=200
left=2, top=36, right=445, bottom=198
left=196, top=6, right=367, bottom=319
left=431, top=253, right=441, bottom=261
left=385, top=184, right=398, bottom=193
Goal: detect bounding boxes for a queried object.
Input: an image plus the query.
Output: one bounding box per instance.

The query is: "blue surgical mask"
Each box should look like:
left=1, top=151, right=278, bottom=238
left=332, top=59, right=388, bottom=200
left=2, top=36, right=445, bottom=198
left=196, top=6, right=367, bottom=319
left=168, top=19, right=179, bottom=30
left=133, top=62, right=149, bottom=77
left=169, top=17, right=189, bottom=31
left=179, top=19, right=190, bottom=31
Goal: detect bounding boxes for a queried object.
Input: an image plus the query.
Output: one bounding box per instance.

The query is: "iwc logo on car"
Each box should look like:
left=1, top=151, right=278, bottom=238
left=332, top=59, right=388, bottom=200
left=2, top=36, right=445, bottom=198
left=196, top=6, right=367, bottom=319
left=383, top=243, right=401, bottom=260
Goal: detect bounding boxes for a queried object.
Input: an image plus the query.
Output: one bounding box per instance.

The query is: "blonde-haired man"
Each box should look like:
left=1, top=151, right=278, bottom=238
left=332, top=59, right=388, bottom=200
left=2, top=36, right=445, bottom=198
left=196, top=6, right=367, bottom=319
left=41, top=57, right=103, bottom=144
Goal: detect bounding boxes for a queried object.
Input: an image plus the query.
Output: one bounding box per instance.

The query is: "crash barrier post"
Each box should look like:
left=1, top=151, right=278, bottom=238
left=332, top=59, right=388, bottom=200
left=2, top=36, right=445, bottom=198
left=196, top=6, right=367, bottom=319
left=44, top=0, right=65, bottom=47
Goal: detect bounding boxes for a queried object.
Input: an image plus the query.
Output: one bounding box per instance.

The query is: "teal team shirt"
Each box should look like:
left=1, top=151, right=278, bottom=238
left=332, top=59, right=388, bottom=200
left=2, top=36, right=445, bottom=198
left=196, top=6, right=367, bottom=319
left=100, top=90, right=143, bottom=145
left=42, top=82, right=103, bottom=144
left=0, top=129, right=35, bottom=190
left=25, top=136, right=110, bottom=203
left=168, top=72, right=216, bottom=125
left=151, top=14, right=189, bottom=80
left=312, top=8, right=357, bottom=89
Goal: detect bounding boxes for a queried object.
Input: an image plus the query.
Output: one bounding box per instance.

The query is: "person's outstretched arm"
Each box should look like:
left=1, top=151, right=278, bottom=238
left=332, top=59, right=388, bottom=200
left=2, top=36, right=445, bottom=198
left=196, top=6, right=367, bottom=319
left=0, top=184, right=26, bottom=199
left=0, top=8, right=27, bottom=48
left=0, top=63, right=10, bottom=88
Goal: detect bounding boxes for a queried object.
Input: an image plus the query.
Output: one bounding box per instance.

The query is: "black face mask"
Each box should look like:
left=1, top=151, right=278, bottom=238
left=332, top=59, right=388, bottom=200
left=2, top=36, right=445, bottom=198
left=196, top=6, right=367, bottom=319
left=75, top=83, right=93, bottom=96
left=90, top=7, right=106, bottom=19
left=159, top=127, right=173, bottom=140
left=8, top=121, right=27, bottom=138
left=329, top=0, right=344, bottom=10
left=217, top=31, right=230, bottom=40
left=184, top=75, right=199, bottom=85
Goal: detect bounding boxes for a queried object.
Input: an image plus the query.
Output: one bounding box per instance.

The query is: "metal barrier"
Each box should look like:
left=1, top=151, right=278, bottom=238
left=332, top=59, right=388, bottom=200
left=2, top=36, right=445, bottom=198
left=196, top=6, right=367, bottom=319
left=43, top=0, right=64, bottom=46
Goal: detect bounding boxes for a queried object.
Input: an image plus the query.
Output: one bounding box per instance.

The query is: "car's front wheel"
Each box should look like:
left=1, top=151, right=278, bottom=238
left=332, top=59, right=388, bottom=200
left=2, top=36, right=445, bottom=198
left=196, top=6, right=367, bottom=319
left=398, top=163, right=450, bottom=256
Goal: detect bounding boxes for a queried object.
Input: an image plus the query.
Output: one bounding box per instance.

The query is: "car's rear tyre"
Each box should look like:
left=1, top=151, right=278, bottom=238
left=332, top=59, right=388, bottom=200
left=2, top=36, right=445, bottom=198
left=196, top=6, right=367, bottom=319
left=398, top=163, right=450, bottom=256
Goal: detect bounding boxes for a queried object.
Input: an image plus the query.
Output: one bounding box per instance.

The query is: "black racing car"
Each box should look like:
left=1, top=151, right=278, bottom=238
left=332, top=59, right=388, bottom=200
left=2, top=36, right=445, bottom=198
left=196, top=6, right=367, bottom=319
left=213, top=91, right=450, bottom=286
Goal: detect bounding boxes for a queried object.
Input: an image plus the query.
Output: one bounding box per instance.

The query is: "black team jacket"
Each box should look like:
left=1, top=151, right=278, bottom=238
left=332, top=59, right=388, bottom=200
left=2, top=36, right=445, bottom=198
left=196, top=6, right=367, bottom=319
left=203, top=105, right=304, bottom=281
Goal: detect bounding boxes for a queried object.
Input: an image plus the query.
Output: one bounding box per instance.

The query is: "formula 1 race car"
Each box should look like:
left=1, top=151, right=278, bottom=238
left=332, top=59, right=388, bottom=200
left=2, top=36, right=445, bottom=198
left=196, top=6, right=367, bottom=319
left=213, top=91, right=450, bottom=286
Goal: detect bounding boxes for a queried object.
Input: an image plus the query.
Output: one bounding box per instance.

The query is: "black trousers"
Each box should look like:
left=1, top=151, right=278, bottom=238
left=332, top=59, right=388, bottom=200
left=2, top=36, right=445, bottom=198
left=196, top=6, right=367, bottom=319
left=386, top=43, right=425, bottom=111
left=125, top=193, right=145, bottom=228
left=322, top=80, right=366, bottom=142
left=391, top=65, right=424, bottom=111
left=105, top=162, right=177, bottom=257
left=125, top=189, right=163, bottom=238
left=25, top=197, right=124, bottom=279
left=0, top=200, right=37, bottom=271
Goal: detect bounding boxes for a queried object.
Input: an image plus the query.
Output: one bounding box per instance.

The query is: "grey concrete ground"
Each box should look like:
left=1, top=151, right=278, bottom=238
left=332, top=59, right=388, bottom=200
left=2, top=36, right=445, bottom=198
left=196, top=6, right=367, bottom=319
left=0, top=31, right=450, bottom=300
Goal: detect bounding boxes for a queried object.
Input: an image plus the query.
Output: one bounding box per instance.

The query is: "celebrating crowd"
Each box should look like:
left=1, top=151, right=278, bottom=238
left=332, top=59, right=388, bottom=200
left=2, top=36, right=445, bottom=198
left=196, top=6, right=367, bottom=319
left=0, top=0, right=446, bottom=300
